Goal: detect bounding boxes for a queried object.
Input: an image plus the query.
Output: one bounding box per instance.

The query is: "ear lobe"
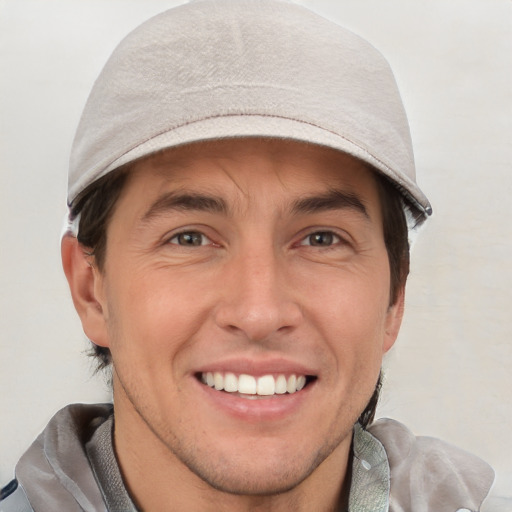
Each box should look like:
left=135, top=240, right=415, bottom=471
left=61, top=234, right=109, bottom=348
left=382, top=288, right=405, bottom=354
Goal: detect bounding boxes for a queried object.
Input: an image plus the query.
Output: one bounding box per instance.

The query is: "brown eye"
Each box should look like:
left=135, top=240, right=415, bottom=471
left=303, top=231, right=339, bottom=246
left=170, top=232, right=208, bottom=246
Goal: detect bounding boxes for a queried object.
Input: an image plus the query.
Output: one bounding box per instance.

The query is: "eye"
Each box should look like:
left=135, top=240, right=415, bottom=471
left=169, top=231, right=210, bottom=246
left=300, top=231, right=342, bottom=247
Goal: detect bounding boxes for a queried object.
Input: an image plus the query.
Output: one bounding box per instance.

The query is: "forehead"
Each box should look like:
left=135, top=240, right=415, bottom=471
left=125, top=138, right=380, bottom=203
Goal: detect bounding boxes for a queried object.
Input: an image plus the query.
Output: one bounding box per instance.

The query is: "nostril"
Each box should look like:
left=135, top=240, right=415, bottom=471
left=213, top=284, right=303, bottom=342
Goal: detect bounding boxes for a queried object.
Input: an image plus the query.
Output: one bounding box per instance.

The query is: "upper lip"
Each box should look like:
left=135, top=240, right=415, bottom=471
left=194, top=356, right=318, bottom=378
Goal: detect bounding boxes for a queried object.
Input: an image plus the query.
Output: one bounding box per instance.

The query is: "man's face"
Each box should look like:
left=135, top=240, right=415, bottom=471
left=88, top=139, right=403, bottom=495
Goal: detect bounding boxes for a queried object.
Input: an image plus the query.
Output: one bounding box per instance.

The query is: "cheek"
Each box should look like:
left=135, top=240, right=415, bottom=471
left=103, top=266, right=212, bottom=368
left=303, top=261, right=391, bottom=364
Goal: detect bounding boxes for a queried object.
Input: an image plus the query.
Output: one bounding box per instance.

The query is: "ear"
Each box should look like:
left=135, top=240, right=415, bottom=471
left=61, top=234, right=110, bottom=348
left=382, top=287, right=405, bottom=354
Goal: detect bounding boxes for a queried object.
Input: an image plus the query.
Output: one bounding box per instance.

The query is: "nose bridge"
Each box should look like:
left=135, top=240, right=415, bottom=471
left=215, top=240, right=301, bottom=341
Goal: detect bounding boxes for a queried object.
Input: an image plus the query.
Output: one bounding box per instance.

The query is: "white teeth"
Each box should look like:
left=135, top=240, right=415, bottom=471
left=275, top=375, right=287, bottom=394
left=257, top=375, right=275, bottom=396
left=224, top=372, right=238, bottom=392
left=201, top=372, right=309, bottom=396
left=214, top=372, right=224, bottom=390
left=238, top=374, right=257, bottom=394
left=286, top=374, right=297, bottom=394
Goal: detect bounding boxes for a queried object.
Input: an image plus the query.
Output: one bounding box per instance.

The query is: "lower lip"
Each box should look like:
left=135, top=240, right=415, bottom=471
left=195, top=378, right=315, bottom=422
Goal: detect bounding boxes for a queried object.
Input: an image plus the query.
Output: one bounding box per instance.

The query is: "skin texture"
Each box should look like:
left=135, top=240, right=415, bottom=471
left=62, top=139, right=404, bottom=511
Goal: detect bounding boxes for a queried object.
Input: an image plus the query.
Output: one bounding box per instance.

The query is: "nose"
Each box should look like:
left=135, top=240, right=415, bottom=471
left=213, top=247, right=303, bottom=343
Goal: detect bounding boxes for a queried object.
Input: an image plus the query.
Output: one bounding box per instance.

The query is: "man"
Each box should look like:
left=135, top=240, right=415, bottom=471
left=0, top=0, right=496, bottom=510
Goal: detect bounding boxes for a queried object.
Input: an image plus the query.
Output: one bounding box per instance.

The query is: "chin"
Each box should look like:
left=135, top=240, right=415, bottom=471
left=168, top=430, right=348, bottom=497
left=185, top=458, right=314, bottom=496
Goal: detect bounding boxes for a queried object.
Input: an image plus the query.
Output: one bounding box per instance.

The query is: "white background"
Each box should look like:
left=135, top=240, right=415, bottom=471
left=1, top=0, right=511, bottom=503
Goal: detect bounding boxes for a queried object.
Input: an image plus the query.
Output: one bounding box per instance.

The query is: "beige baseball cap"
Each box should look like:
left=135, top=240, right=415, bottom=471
left=68, top=0, right=432, bottom=218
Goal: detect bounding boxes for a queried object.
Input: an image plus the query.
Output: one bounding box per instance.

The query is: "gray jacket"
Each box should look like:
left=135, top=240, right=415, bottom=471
left=0, top=404, right=495, bottom=511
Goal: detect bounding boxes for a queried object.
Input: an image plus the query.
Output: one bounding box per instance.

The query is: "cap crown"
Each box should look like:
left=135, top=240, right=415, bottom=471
left=69, top=0, right=431, bottom=216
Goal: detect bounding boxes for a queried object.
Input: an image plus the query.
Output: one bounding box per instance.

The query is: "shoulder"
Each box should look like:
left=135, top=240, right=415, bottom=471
left=368, top=418, right=495, bottom=512
left=0, top=480, right=32, bottom=512
left=1, top=403, right=113, bottom=511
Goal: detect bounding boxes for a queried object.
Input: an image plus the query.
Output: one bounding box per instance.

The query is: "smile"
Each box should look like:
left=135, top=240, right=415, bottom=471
left=200, top=372, right=311, bottom=397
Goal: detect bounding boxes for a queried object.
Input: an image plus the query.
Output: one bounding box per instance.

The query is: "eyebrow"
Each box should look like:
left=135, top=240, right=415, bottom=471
left=141, top=192, right=227, bottom=222
left=292, top=189, right=369, bottom=218
left=140, top=188, right=369, bottom=223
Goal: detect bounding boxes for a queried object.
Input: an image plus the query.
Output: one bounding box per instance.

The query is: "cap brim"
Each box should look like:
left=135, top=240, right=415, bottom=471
left=94, top=115, right=431, bottom=217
